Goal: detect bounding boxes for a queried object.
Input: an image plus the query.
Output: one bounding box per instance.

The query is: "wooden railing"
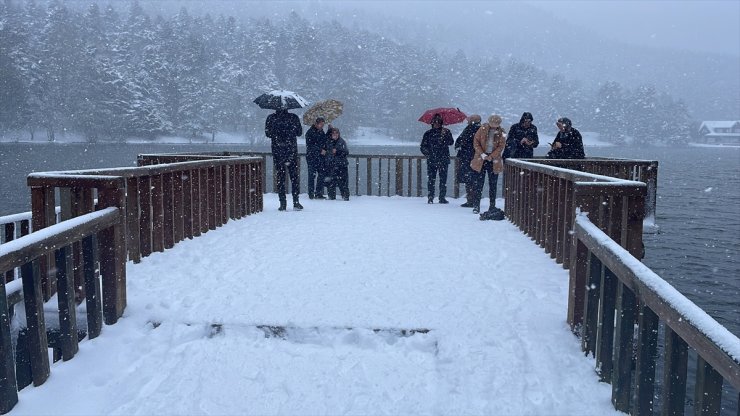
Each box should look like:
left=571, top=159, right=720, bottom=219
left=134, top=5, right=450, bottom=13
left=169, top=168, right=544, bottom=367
left=575, top=216, right=739, bottom=415
left=0, top=155, right=264, bottom=414
left=504, top=158, right=738, bottom=415
left=139, top=154, right=657, bottom=218
left=0, top=207, right=119, bottom=413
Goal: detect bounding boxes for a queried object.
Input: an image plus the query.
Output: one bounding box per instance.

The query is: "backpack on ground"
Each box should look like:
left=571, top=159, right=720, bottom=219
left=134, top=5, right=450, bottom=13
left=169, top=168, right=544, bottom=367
left=479, top=207, right=505, bottom=221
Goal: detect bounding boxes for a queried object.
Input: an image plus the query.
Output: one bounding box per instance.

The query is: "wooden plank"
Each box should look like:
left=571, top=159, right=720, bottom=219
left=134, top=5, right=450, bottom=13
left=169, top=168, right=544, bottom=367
left=82, top=235, right=102, bottom=339
left=3, top=223, right=14, bottom=282
left=395, top=159, right=403, bottom=196
left=416, top=159, right=422, bottom=197
left=596, top=267, right=617, bottom=382
left=162, top=172, right=174, bottom=249
left=126, top=178, right=141, bottom=263
left=183, top=169, right=194, bottom=237
left=407, top=159, right=412, bottom=197
left=138, top=176, right=153, bottom=257
left=55, top=245, right=79, bottom=361
left=611, top=282, right=636, bottom=413
left=582, top=252, right=602, bottom=356
left=31, top=186, right=56, bottom=300
left=201, top=168, right=209, bottom=232
left=221, top=165, right=229, bottom=224
left=694, top=356, right=723, bottom=416
left=97, top=186, right=127, bottom=325
left=662, top=326, right=688, bottom=416
left=0, top=277, right=18, bottom=413
left=208, top=167, right=217, bottom=230
left=151, top=174, right=164, bottom=253
left=191, top=169, right=202, bottom=235
left=20, top=259, right=50, bottom=386
left=634, top=303, right=658, bottom=415
left=173, top=171, right=184, bottom=243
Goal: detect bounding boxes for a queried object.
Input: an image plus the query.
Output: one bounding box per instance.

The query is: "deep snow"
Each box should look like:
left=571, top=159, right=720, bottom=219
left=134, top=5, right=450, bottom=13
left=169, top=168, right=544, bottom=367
left=12, top=196, right=620, bottom=415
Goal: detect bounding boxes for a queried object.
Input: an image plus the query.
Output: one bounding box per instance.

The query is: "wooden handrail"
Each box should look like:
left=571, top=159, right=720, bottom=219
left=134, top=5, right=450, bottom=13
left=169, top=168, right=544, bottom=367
left=575, top=216, right=740, bottom=390
left=0, top=208, right=118, bottom=273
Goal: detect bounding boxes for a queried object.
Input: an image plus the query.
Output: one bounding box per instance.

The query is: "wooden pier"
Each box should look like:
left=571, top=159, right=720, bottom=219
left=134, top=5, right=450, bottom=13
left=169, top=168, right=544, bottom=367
left=0, top=152, right=737, bottom=415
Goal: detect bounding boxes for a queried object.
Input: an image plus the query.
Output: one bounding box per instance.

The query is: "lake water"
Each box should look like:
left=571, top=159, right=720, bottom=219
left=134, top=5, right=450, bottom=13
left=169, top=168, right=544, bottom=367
left=1, top=141, right=738, bottom=412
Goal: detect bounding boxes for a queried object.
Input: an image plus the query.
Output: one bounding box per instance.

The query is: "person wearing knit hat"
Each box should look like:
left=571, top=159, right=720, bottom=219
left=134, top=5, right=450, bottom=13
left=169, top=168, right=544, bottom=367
left=504, top=112, right=539, bottom=159
left=470, top=114, right=507, bottom=214
left=454, top=115, right=482, bottom=207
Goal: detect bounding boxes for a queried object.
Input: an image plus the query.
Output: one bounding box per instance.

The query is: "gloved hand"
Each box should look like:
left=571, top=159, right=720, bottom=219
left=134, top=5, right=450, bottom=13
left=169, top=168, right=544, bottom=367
left=480, top=153, right=487, bottom=159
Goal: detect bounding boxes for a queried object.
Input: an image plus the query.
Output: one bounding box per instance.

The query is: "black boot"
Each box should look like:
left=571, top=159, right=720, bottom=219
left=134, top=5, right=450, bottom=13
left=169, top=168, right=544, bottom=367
left=278, top=201, right=287, bottom=211
left=293, top=199, right=303, bottom=210
left=438, top=197, right=449, bottom=204
left=428, top=196, right=434, bottom=204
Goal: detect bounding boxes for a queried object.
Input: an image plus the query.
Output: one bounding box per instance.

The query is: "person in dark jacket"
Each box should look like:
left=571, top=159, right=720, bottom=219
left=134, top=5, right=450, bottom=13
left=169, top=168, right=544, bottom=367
left=305, top=117, right=328, bottom=199
left=265, top=108, right=303, bottom=211
left=323, top=127, right=350, bottom=201
left=505, top=112, right=539, bottom=159
left=548, top=117, right=585, bottom=159
left=454, top=114, right=481, bottom=207
left=420, top=114, right=454, bottom=204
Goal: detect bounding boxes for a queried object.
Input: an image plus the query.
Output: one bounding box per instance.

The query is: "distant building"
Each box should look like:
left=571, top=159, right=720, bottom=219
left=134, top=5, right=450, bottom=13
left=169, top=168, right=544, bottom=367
left=697, top=121, right=740, bottom=145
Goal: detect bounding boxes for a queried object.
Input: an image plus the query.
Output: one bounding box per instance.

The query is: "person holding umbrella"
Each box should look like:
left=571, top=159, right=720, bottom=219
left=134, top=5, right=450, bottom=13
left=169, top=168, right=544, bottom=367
left=420, top=113, right=455, bottom=204
left=265, top=108, right=304, bottom=211
left=305, top=117, right=328, bottom=199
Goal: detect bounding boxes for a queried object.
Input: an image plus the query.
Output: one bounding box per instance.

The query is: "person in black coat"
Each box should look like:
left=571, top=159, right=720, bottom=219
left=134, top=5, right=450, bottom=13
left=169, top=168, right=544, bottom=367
left=454, top=114, right=481, bottom=208
left=323, top=127, right=350, bottom=200
left=265, top=109, right=303, bottom=211
left=548, top=117, right=585, bottom=159
left=305, top=117, right=328, bottom=199
left=505, top=112, right=539, bottom=159
left=420, top=114, right=454, bottom=204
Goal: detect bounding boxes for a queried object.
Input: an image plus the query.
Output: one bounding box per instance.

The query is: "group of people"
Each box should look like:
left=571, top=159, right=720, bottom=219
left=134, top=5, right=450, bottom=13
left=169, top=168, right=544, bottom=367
left=424, top=112, right=585, bottom=216
left=265, top=108, right=584, bottom=213
left=264, top=109, right=350, bottom=211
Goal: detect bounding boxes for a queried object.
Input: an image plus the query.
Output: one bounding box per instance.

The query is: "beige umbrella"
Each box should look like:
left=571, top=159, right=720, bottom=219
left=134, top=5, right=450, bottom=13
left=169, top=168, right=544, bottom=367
left=302, top=99, right=344, bottom=125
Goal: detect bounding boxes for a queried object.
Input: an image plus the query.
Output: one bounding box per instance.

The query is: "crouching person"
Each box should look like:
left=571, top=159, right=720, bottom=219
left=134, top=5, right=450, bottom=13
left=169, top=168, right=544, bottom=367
left=323, top=127, right=350, bottom=201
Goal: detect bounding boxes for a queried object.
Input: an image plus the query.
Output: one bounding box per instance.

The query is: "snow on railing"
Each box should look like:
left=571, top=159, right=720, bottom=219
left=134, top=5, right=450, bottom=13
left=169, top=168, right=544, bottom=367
left=574, top=214, right=739, bottom=414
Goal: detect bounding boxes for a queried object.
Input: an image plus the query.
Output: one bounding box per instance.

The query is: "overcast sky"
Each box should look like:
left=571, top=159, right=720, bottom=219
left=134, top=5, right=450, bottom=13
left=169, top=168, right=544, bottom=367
left=525, top=0, right=740, bottom=56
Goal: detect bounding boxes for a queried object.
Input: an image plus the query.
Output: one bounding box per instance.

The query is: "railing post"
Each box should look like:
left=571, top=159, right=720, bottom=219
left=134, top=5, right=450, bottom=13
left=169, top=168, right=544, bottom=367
left=634, top=302, right=659, bottom=415
left=662, top=326, right=688, bottom=416
left=151, top=174, right=164, bottom=253
left=98, top=183, right=127, bottom=325
left=55, top=245, right=79, bottom=361
left=595, top=267, right=617, bottom=382
left=82, top=235, right=102, bottom=339
left=183, top=169, right=194, bottom=237
left=582, top=252, right=602, bottom=355
left=2, top=224, right=13, bottom=282
left=126, top=178, right=141, bottom=263
left=416, top=158, right=422, bottom=197
left=162, top=172, right=174, bottom=249
left=173, top=171, right=184, bottom=243
left=0, top=276, right=18, bottom=413
left=694, top=356, right=723, bottom=416
left=612, top=282, right=637, bottom=413
left=31, top=185, right=56, bottom=300
left=395, top=159, right=403, bottom=196
left=19, top=259, right=50, bottom=386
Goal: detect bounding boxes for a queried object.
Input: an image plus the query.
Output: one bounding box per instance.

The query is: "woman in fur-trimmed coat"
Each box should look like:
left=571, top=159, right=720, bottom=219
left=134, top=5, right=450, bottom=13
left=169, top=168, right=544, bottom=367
left=470, top=115, right=506, bottom=214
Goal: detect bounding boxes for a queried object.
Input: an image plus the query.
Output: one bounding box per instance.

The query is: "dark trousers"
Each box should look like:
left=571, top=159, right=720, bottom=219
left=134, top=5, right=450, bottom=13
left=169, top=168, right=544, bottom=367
left=307, top=159, right=324, bottom=197
left=327, top=166, right=349, bottom=199
left=274, top=155, right=300, bottom=203
left=473, top=160, right=498, bottom=210
left=427, top=162, right=448, bottom=199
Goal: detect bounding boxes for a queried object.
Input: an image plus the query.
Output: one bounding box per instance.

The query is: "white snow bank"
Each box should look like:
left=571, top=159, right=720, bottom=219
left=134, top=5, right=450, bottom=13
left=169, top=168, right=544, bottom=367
left=13, top=197, right=620, bottom=416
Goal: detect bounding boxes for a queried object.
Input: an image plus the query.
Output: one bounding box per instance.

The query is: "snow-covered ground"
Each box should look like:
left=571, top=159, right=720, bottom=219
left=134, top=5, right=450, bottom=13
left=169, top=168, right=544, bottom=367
left=12, top=196, right=619, bottom=416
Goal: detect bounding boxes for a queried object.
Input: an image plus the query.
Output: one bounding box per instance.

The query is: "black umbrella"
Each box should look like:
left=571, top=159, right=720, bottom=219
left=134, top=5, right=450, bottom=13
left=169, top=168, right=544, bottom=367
left=253, top=90, right=309, bottom=110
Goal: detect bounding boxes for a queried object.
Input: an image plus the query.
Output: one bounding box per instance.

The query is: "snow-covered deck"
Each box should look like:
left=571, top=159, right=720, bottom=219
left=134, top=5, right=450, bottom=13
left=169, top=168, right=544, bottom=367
left=13, top=196, right=620, bottom=415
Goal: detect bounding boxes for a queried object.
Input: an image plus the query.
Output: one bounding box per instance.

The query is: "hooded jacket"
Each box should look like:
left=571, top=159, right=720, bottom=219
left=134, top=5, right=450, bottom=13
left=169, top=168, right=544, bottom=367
left=505, top=113, right=539, bottom=159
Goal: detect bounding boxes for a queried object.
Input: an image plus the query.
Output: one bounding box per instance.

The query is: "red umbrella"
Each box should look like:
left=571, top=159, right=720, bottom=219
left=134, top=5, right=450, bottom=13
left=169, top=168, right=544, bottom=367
left=418, top=107, right=467, bottom=125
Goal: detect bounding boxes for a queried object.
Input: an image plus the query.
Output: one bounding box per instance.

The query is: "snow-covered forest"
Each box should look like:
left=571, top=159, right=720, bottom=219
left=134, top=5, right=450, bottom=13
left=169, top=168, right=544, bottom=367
left=0, top=0, right=692, bottom=143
